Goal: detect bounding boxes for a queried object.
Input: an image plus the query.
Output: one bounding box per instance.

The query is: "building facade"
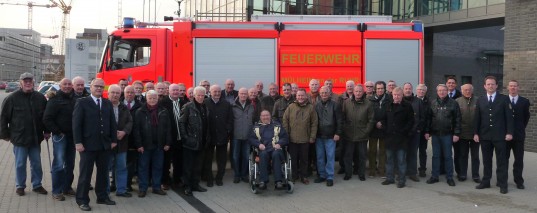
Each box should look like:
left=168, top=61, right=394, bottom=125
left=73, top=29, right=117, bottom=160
left=64, top=29, right=107, bottom=81
left=0, top=28, right=42, bottom=82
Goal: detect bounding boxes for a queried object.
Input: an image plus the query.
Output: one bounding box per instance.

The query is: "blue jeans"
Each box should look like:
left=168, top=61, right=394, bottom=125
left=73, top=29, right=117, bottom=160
left=138, top=148, right=164, bottom=192
left=406, top=133, right=420, bottom=176
left=386, top=149, right=407, bottom=183
left=232, top=139, right=250, bottom=179
left=13, top=143, right=43, bottom=189
left=108, top=152, right=128, bottom=194
left=51, top=134, right=76, bottom=194
left=432, top=135, right=454, bottom=179
left=259, top=149, right=284, bottom=183
left=316, top=138, right=336, bottom=180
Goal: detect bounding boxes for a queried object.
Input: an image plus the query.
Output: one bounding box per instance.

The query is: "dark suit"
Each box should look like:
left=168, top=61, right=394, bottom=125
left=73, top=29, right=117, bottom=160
left=73, top=96, right=117, bottom=205
left=474, top=93, right=514, bottom=189
left=125, top=99, right=142, bottom=188
left=221, top=90, right=238, bottom=104
left=448, top=89, right=462, bottom=175
left=507, top=95, right=530, bottom=185
left=159, top=96, right=189, bottom=185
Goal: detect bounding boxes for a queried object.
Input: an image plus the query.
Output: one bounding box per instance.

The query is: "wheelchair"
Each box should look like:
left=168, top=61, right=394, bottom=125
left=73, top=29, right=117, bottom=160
left=248, top=146, right=294, bottom=194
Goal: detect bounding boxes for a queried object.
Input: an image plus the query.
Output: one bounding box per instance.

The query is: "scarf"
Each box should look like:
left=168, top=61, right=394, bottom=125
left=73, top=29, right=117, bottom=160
left=147, top=103, right=159, bottom=127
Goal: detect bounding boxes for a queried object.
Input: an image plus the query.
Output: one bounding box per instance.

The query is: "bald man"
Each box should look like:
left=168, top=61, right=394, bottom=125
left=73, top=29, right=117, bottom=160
left=221, top=79, right=238, bottom=104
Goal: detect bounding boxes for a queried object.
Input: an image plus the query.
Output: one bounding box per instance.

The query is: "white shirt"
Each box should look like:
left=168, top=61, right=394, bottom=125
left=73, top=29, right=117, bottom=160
left=509, top=95, right=519, bottom=104
left=486, top=92, right=497, bottom=102
left=91, top=95, right=101, bottom=108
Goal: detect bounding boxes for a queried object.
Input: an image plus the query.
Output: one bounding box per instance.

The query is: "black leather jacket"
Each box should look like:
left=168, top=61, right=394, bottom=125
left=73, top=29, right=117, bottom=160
left=425, top=97, right=462, bottom=136
left=179, top=101, right=210, bottom=151
left=133, top=104, right=172, bottom=150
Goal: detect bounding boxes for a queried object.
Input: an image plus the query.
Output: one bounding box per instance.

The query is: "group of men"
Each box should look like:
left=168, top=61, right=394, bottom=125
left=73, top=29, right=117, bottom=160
left=0, top=72, right=530, bottom=211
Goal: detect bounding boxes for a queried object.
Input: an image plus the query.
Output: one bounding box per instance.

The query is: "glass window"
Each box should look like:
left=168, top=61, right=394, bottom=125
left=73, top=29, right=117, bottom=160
left=461, top=76, right=472, bottom=84
left=468, top=0, right=486, bottom=8
left=109, top=39, right=151, bottom=71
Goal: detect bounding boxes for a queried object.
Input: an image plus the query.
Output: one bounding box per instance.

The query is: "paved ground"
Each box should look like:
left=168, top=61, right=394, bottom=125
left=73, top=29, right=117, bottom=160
left=0, top=139, right=536, bottom=213
left=1, top=91, right=537, bottom=213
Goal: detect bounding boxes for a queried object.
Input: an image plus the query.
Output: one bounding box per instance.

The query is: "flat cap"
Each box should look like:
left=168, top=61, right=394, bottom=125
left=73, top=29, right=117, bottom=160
left=19, top=72, right=34, bottom=80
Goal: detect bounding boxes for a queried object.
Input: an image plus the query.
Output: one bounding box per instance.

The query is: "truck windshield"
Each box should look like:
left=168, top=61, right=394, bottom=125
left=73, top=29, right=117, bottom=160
left=110, top=39, right=151, bottom=71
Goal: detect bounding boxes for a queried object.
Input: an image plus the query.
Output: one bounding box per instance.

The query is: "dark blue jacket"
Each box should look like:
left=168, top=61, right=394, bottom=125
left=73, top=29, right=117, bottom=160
left=73, top=96, right=117, bottom=151
left=249, top=121, right=289, bottom=152
left=474, top=94, right=514, bottom=141
left=511, top=96, right=530, bottom=141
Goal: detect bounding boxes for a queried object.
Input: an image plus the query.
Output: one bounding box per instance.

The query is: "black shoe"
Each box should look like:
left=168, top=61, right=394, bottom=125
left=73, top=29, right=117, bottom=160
left=343, top=175, right=351, bottom=180
left=78, top=204, right=91, bottom=211
left=500, top=187, right=508, bottom=194
left=475, top=183, right=491, bottom=189
left=326, top=180, right=333, bottom=187
left=359, top=176, right=365, bottom=181
left=314, top=177, right=326, bottom=183
left=138, top=191, right=146, bottom=198
left=161, top=184, right=170, bottom=190
left=63, top=188, right=76, bottom=197
left=408, top=175, right=420, bottom=182
left=184, top=187, right=193, bottom=196
left=418, top=170, right=426, bottom=177
left=457, top=176, right=467, bottom=182
left=382, top=180, right=395, bottom=185
left=426, top=177, right=439, bottom=184
left=116, top=192, right=132, bottom=197
left=152, top=189, right=167, bottom=195
left=337, top=168, right=345, bottom=174
left=32, top=186, right=48, bottom=195
left=52, top=193, right=65, bottom=201
left=192, top=185, right=207, bottom=192
left=397, top=182, right=405, bottom=188
left=258, top=182, right=267, bottom=190
left=206, top=181, right=214, bottom=187
left=216, top=180, right=223, bottom=186
left=233, top=177, right=240, bottom=183
left=516, top=184, right=525, bottom=189
left=15, top=188, right=25, bottom=196
left=447, top=179, right=456, bottom=186
left=96, top=198, right=116, bottom=205
left=473, top=178, right=481, bottom=183
left=110, top=185, right=116, bottom=192
left=275, top=181, right=284, bottom=190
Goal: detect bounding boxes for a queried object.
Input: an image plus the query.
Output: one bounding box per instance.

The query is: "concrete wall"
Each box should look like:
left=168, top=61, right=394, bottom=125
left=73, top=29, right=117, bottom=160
left=503, top=0, right=537, bottom=152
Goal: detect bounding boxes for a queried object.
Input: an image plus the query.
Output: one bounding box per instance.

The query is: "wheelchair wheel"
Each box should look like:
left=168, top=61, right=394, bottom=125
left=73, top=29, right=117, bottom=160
left=286, top=181, right=294, bottom=194
left=249, top=151, right=259, bottom=194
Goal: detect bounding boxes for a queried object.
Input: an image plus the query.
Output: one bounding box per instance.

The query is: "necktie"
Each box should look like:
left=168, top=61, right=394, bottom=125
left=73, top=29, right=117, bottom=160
left=450, top=92, right=453, bottom=98
left=96, top=98, right=101, bottom=109
left=127, top=101, right=132, bottom=110
left=489, top=96, right=493, bottom=105
left=512, top=98, right=515, bottom=105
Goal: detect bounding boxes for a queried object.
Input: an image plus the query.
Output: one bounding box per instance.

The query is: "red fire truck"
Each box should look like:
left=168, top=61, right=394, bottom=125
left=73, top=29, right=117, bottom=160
left=96, top=15, right=423, bottom=93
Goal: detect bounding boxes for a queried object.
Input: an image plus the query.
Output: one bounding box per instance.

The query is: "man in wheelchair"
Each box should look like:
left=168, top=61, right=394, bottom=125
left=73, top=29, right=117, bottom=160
left=249, top=110, right=289, bottom=190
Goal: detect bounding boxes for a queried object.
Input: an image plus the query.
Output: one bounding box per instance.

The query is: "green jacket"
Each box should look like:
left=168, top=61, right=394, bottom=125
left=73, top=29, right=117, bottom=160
left=282, top=101, right=318, bottom=143
left=456, top=95, right=477, bottom=140
left=342, top=96, right=375, bottom=142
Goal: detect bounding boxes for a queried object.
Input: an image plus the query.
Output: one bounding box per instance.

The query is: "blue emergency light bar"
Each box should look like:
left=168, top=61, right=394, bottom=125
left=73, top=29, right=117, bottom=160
left=123, top=17, right=135, bottom=28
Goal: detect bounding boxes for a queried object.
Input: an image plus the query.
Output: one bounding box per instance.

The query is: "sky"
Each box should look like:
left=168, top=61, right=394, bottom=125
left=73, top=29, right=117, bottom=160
left=0, top=0, right=180, bottom=54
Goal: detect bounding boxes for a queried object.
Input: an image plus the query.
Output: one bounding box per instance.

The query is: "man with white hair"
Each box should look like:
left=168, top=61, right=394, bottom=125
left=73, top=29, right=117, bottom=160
left=180, top=86, right=209, bottom=196
left=203, top=85, right=233, bottom=187
left=72, top=76, right=89, bottom=99
left=1, top=72, right=48, bottom=197
left=455, top=84, right=481, bottom=183
left=256, top=81, right=266, bottom=99
left=107, top=85, right=133, bottom=197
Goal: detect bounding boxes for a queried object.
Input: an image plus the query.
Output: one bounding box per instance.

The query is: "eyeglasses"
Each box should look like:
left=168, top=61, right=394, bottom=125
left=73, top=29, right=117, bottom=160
left=366, top=86, right=374, bottom=88
left=93, top=85, right=105, bottom=89
left=201, top=84, right=210, bottom=87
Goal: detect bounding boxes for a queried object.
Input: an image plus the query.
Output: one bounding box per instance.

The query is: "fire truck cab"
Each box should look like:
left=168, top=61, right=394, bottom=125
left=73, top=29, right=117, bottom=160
left=97, top=15, right=423, bottom=93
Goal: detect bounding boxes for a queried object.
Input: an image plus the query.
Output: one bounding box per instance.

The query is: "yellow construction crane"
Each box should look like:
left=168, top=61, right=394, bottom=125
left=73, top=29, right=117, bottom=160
left=0, top=1, right=57, bottom=30
left=48, top=0, right=71, bottom=78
